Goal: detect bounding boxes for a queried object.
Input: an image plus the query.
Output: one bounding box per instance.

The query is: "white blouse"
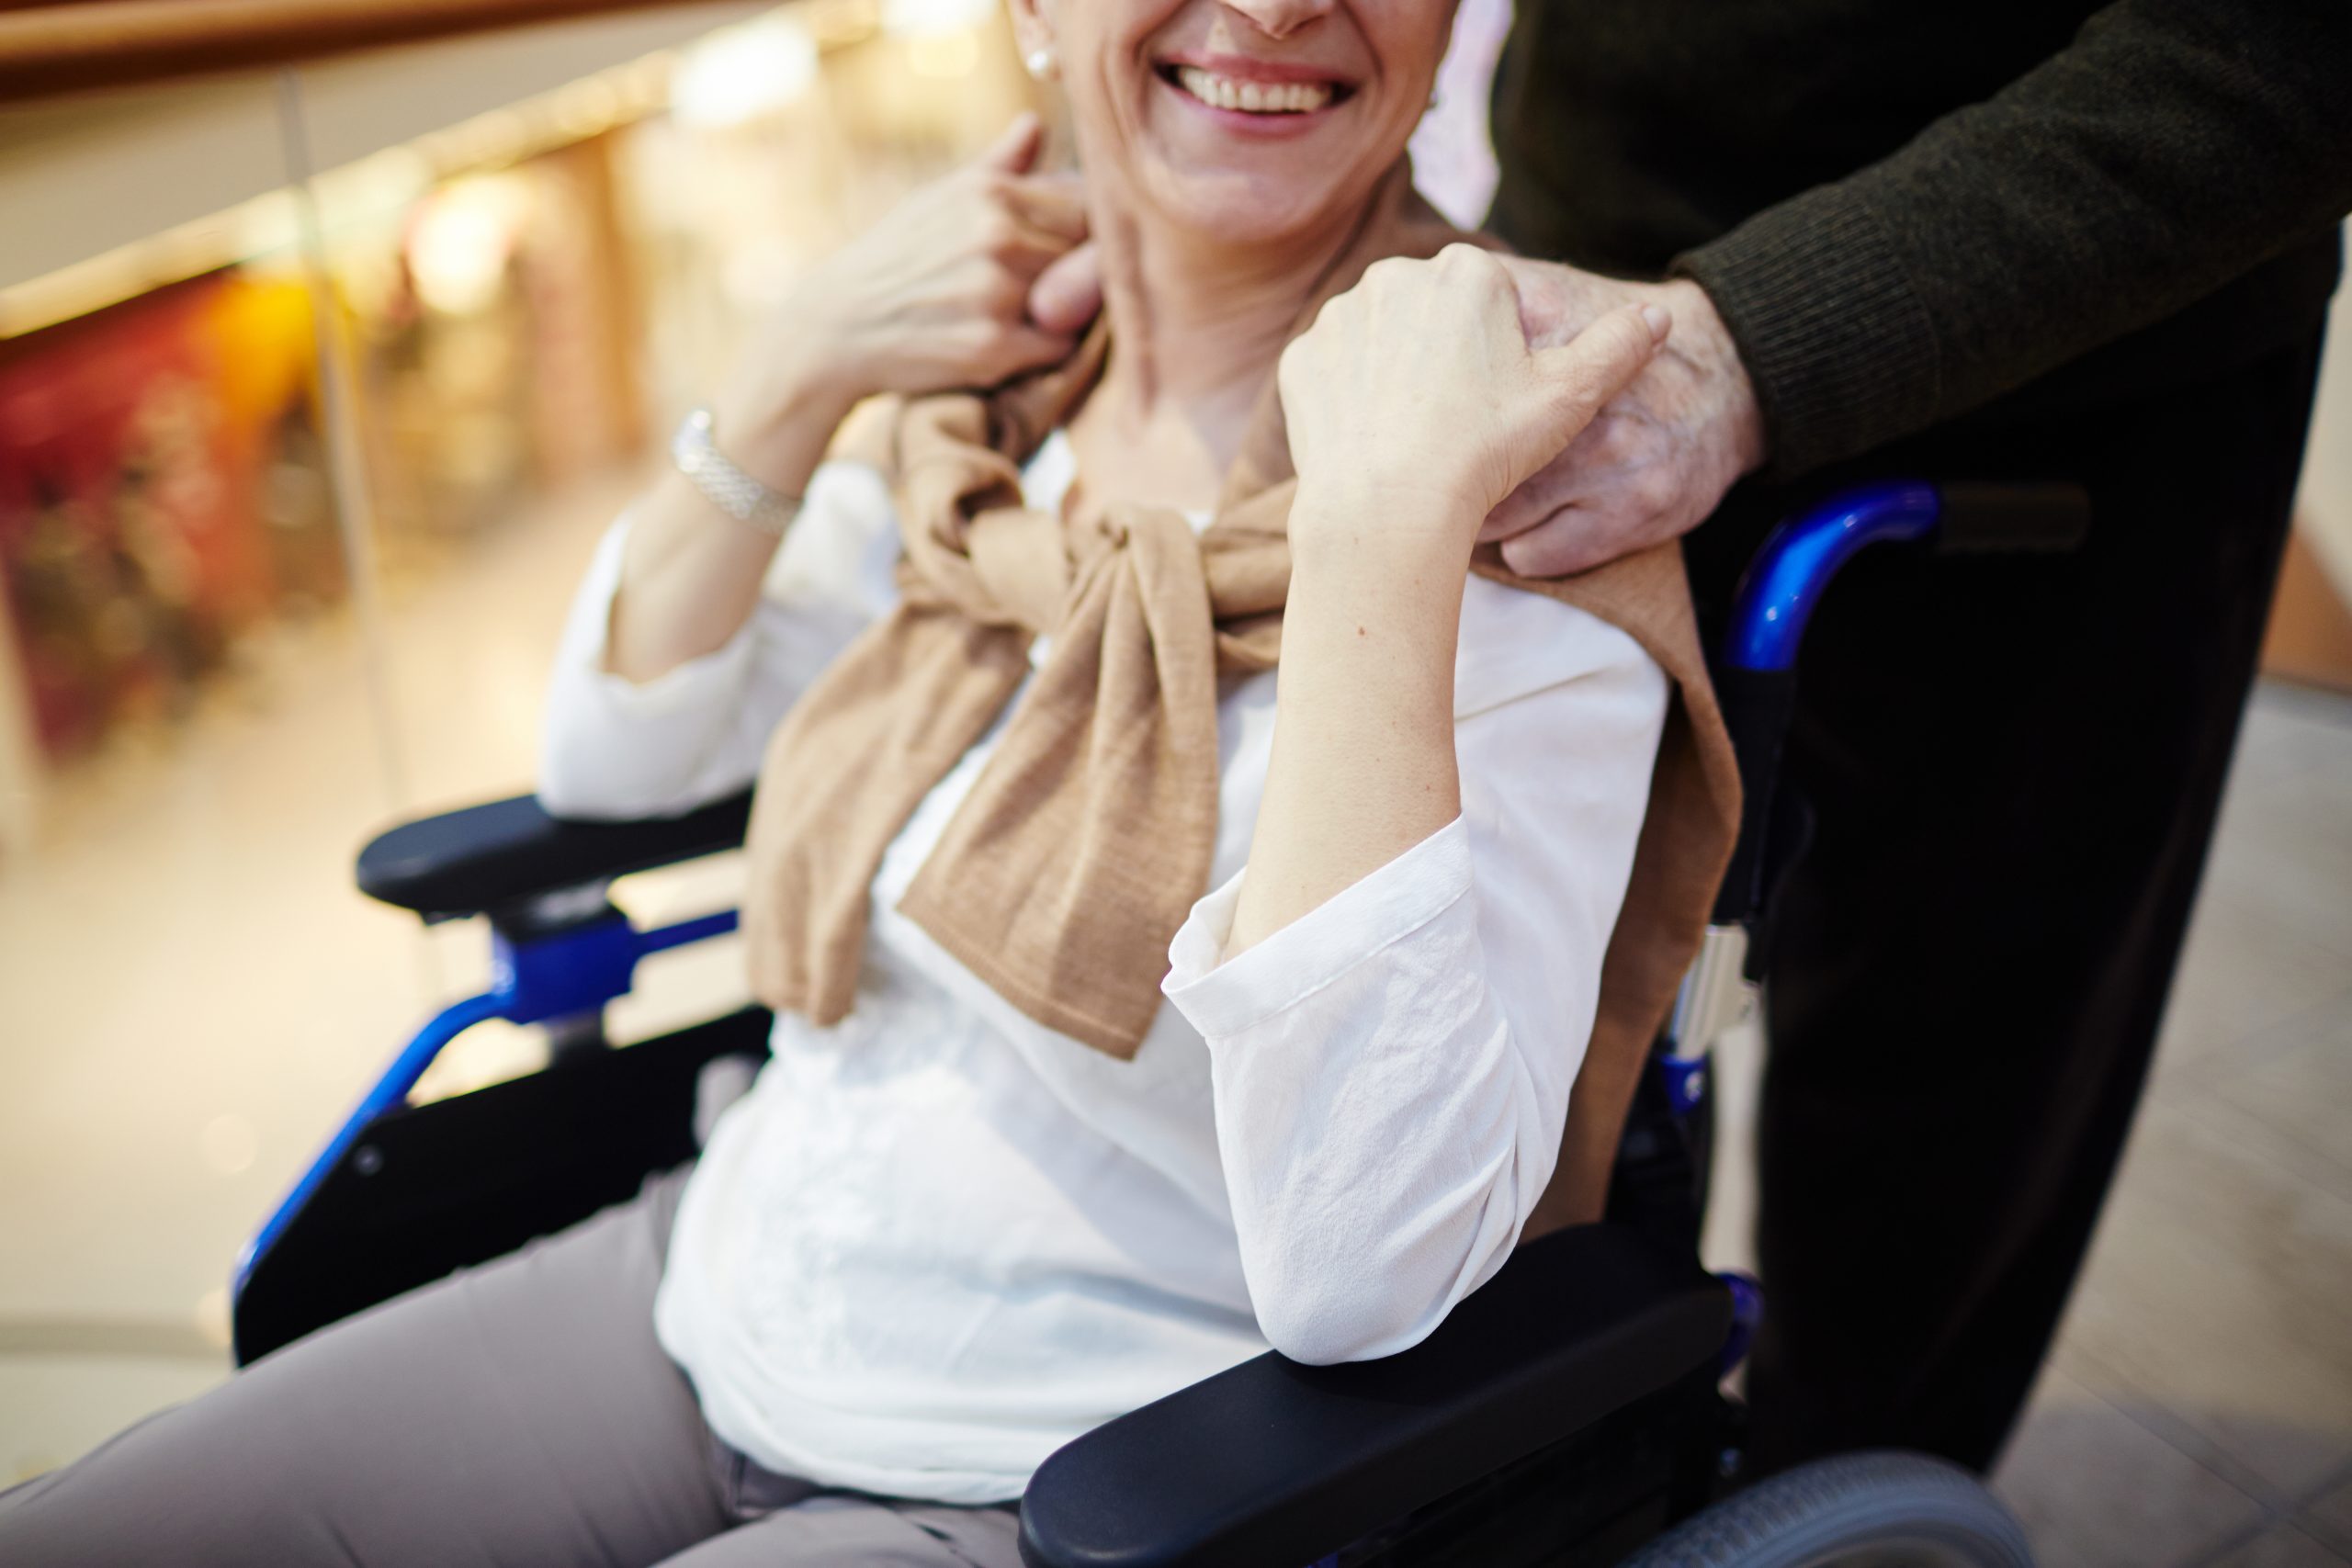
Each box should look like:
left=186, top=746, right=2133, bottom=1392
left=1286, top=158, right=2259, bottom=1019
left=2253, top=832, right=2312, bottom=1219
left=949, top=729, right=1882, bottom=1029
left=537, top=433, right=1669, bottom=1504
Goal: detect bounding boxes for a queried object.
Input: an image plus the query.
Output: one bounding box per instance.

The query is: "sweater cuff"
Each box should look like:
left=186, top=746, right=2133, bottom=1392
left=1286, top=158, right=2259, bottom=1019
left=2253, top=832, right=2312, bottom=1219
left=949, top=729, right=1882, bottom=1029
left=571, top=515, right=763, bottom=718
left=1673, top=184, right=1943, bottom=478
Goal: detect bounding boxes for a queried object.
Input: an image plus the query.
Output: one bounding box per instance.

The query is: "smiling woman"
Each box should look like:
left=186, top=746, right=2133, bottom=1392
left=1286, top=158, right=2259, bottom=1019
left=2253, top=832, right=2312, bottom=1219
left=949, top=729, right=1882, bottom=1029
left=0, top=1, right=1737, bottom=1563
left=1011, top=0, right=1448, bottom=253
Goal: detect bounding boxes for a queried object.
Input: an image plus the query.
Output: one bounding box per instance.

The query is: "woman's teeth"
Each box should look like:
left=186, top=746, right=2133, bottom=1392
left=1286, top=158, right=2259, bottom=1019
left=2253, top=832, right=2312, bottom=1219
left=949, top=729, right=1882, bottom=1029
left=1174, top=66, right=1334, bottom=115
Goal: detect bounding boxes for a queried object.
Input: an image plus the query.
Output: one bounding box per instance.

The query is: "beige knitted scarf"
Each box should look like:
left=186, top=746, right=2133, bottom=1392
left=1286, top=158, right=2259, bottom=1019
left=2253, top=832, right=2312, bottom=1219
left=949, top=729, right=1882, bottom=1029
left=742, top=168, right=1740, bottom=1222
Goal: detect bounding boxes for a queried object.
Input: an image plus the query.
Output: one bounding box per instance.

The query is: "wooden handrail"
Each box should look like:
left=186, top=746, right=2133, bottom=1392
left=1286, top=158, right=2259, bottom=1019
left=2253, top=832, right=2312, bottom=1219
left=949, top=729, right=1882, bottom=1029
left=0, top=0, right=702, bottom=100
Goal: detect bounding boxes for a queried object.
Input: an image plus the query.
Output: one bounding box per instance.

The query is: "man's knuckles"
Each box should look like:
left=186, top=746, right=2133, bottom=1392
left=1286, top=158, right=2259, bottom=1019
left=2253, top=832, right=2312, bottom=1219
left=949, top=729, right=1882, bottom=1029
left=1625, top=467, right=1680, bottom=520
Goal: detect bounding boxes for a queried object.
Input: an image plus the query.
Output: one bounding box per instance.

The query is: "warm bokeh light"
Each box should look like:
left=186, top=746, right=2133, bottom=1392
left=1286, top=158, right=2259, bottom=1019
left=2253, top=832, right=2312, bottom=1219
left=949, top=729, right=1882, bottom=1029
left=405, top=177, right=530, bottom=317
left=908, top=29, right=980, bottom=79
left=671, top=13, right=820, bottom=130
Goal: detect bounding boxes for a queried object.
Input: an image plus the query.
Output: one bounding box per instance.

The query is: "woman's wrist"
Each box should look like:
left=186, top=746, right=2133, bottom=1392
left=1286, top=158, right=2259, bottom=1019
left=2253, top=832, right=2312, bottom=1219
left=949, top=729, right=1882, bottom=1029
left=1233, top=488, right=1467, bottom=958
left=711, top=332, right=865, bottom=497
left=1288, top=480, right=1482, bottom=592
left=1285, top=487, right=1470, bottom=682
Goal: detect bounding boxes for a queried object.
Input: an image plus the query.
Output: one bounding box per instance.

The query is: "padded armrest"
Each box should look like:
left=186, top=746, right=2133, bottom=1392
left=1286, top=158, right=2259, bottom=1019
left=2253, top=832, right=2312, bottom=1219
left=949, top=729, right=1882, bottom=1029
left=356, top=791, right=754, bottom=920
left=1017, top=1224, right=1729, bottom=1568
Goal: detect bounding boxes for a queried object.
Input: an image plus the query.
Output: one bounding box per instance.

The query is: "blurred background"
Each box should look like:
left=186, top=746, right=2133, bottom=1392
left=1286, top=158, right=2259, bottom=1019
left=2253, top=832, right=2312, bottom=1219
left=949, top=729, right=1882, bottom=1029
left=0, top=3, right=2345, bottom=1565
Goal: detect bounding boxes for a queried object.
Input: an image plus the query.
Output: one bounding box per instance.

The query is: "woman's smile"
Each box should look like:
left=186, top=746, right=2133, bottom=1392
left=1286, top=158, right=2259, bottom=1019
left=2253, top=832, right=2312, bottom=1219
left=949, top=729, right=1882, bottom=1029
left=1156, top=51, right=1357, bottom=136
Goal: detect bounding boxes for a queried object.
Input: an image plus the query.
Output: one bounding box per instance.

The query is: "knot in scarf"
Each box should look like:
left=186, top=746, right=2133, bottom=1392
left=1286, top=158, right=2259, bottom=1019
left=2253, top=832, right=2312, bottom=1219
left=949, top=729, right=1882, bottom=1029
left=739, top=320, right=1306, bottom=1055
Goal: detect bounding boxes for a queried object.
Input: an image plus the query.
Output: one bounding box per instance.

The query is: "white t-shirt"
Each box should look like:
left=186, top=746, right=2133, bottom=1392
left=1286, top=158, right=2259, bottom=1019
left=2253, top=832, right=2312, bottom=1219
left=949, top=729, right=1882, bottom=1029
left=536, top=433, right=1669, bottom=1503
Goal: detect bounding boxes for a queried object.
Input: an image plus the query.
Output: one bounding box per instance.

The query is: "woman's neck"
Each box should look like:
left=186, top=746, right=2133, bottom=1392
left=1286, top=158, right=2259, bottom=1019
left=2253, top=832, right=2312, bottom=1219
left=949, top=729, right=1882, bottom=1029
left=1068, top=198, right=1360, bottom=512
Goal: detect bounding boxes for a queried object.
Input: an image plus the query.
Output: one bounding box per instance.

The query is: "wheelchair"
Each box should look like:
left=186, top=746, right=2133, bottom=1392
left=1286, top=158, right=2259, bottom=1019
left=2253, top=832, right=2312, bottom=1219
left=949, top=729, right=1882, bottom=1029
left=227, top=479, right=2087, bottom=1568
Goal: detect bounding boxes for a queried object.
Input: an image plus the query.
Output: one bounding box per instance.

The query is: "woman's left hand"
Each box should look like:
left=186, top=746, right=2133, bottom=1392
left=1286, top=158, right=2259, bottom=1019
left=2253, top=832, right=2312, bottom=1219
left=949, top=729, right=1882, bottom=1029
left=1279, top=243, right=1668, bottom=571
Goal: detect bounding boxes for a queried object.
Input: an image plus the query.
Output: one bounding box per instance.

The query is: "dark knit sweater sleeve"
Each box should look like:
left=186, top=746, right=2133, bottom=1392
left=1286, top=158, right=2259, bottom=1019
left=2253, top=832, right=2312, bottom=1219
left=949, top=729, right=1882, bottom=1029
left=1673, top=0, right=2352, bottom=478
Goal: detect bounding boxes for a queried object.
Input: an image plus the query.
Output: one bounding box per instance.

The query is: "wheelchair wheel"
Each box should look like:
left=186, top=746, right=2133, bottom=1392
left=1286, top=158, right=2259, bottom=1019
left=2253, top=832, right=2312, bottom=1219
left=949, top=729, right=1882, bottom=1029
left=1616, top=1451, right=2032, bottom=1568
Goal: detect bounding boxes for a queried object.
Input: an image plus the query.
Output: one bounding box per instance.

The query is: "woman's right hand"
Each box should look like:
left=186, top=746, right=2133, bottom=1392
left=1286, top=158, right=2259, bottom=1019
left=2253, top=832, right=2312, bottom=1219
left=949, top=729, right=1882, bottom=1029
left=714, top=113, right=1102, bottom=487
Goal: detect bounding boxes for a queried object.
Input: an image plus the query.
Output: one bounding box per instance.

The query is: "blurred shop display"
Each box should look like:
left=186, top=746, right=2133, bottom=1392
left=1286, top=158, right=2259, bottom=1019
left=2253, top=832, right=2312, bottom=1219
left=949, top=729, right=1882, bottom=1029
left=0, top=274, right=328, bottom=763
left=0, top=0, right=1033, bottom=827
left=358, top=138, right=644, bottom=546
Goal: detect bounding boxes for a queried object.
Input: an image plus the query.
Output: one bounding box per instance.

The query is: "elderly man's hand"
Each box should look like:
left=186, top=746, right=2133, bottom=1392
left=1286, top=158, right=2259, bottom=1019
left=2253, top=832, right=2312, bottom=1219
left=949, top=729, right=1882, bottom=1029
left=1481, top=260, right=1769, bottom=576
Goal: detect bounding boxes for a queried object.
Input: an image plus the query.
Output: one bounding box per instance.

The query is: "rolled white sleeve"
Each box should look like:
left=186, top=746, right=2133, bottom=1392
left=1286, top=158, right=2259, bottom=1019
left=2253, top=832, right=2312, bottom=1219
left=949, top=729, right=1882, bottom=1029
left=1161, top=608, right=1668, bottom=1365
left=537, top=460, right=901, bottom=819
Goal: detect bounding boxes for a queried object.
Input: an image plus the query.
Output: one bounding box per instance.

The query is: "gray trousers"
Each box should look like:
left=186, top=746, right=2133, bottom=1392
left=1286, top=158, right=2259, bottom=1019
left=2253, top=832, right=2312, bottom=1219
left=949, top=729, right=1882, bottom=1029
left=0, top=1168, right=1023, bottom=1567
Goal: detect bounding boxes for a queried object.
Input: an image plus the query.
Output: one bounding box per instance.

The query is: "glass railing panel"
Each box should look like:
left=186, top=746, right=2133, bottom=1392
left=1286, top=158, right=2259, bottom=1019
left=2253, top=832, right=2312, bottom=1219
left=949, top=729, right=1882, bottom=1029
left=0, top=0, right=1035, bottom=1480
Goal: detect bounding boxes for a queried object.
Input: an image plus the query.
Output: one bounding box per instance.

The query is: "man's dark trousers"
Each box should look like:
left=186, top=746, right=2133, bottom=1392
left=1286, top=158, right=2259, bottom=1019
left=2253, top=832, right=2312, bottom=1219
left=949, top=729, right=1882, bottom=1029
left=1678, top=333, right=2328, bottom=1473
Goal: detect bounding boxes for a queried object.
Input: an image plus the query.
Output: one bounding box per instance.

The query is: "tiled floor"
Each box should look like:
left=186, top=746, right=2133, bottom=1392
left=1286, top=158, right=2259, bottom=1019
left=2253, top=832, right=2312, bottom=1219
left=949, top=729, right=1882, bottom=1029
left=1693, top=675, right=2352, bottom=1566
left=1990, top=682, right=2352, bottom=1568
left=1, top=475, right=2347, bottom=1565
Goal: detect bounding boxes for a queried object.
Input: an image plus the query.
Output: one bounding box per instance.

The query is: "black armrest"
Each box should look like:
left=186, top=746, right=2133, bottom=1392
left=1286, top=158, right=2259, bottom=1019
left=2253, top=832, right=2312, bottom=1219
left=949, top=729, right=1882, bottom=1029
left=356, top=790, right=754, bottom=920
left=1017, top=1224, right=1729, bottom=1568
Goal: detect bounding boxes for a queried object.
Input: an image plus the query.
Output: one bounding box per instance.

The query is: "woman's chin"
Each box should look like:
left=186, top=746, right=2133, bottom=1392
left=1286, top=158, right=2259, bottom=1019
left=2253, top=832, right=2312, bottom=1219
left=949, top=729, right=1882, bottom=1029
left=1136, top=165, right=1372, bottom=253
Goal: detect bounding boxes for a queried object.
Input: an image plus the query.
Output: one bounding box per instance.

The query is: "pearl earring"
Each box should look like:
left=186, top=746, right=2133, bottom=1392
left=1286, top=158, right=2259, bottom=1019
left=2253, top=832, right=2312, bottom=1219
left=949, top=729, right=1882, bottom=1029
left=1025, top=47, right=1057, bottom=81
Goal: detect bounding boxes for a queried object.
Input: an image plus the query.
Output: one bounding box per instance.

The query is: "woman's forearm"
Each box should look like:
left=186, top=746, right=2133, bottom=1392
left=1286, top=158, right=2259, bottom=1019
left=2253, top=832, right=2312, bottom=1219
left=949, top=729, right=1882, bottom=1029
left=1235, top=252, right=1661, bottom=954
left=1224, top=487, right=1471, bottom=957
left=605, top=370, right=854, bottom=684
left=608, top=113, right=1095, bottom=684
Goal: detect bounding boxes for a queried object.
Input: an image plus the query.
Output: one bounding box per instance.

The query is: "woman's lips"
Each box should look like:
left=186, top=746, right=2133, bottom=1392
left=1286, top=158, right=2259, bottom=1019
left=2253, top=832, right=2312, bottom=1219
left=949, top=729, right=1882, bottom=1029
left=1171, top=64, right=1336, bottom=115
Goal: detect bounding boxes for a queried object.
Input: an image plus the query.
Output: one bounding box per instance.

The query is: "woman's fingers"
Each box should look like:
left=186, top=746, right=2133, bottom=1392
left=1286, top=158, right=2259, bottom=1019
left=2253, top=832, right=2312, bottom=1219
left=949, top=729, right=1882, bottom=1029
left=985, top=209, right=1091, bottom=277
left=767, top=113, right=1098, bottom=404
left=978, top=111, right=1046, bottom=175
left=1027, top=242, right=1103, bottom=334
left=1483, top=409, right=1647, bottom=539
left=1523, top=304, right=1669, bottom=447
left=983, top=144, right=1092, bottom=323
left=1002, top=169, right=1090, bottom=243
left=985, top=321, right=1082, bottom=382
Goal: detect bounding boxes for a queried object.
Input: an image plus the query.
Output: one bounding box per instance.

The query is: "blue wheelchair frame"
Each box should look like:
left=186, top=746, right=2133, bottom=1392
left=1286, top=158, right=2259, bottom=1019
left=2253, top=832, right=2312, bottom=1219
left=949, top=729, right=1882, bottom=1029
left=230, top=479, right=2086, bottom=1568
left=233, top=900, right=737, bottom=1297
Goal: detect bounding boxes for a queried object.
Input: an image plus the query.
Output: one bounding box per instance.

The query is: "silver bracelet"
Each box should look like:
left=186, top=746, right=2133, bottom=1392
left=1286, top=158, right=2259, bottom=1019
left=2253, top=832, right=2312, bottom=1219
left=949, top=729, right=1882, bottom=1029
left=670, top=407, right=799, bottom=537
